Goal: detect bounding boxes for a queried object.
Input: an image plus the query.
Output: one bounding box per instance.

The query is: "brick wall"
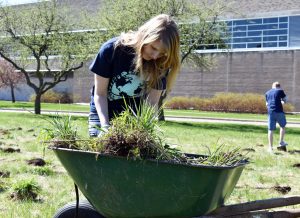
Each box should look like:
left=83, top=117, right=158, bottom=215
left=171, top=50, right=300, bottom=110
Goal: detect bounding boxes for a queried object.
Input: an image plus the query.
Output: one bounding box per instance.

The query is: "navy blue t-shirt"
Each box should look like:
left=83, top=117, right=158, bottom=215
left=265, top=88, right=286, bottom=113
left=89, top=37, right=166, bottom=119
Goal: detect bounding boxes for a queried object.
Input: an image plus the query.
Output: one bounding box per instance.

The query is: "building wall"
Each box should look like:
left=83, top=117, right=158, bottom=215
left=171, top=49, right=300, bottom=110
left=222, top=0, right=300, bottom=18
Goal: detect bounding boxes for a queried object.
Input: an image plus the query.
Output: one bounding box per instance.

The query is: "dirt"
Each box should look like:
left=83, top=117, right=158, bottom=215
left=242, top=148, right=255, bottom=152
left=0, top=129, right=10, bottom=135
left=0, top=147, right=21, bottom=153
left=272, top=185, right=291, bottom=194
left=26, top=158, right=46, bottom=166
left=10, top=191, right=38, bottom=201
left=0, top=171, right=10, bottom=178
left=292, top=163, right=300, bottom=168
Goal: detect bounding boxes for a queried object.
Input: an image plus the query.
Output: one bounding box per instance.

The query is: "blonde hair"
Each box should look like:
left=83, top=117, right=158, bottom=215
left=115, top=14, right=180, bottom=93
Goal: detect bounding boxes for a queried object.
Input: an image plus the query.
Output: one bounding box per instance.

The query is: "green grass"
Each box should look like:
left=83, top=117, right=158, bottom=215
left=0, top=112, right=300, bottom=217
left=1, top=100, right=300, bottom=122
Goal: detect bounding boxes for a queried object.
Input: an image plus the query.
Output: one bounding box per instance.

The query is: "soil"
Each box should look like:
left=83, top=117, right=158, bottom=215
left=0, top=147, right=20, bottom=153
left=0, top=171, right=10, bottom=178
left=242, top=148, right=255, bottom=152
left=10, top=191, right=38, bottom=201
left=292, top=163, right=300, bottom=168
left=273, top=185, right=291, bottom=194
left=26, top=158, right=46, bottom=166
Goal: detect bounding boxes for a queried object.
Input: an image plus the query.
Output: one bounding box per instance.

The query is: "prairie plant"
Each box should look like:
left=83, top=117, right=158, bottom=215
left=40, top=114, right=78, bottom=148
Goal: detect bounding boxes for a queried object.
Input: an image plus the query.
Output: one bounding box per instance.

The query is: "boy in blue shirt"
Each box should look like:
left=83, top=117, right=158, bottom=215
left=265, top=82, right=288, bottom=152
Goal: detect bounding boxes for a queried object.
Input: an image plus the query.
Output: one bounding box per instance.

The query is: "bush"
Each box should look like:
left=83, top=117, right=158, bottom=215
left=165, top=92, right=295, bottom=114
left=30, top=90, right=73, bottom=103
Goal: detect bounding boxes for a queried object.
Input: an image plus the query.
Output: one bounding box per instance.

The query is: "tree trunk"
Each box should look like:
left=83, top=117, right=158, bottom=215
left=10, top=82, right=15, bottom=103
left=34, top=93, right=42, bottom=114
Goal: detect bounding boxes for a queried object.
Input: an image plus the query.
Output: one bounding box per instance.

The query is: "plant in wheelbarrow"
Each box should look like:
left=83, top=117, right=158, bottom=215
left=44, top=101, right=249, bottom=218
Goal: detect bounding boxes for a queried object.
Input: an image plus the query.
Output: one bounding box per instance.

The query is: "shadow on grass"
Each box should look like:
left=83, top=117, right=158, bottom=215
left=164, top=121, right=300, bottom=135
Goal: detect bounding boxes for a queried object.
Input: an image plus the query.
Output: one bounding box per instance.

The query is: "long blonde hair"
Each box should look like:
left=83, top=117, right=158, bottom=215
left=115, top=14, right=180, bottom=93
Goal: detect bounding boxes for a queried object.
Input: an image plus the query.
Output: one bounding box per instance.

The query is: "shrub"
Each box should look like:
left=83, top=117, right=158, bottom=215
left=30, top=90, right=72, bottom=103
left=165, top=92, right=295, bottom=114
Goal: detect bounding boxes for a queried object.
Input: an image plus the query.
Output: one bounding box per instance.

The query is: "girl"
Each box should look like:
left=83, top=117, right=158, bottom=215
left=89, top=14, right=180, bottom=137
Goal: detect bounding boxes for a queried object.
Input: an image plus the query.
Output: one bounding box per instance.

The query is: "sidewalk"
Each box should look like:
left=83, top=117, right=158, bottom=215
left=1, top=108, right=300, bottom=128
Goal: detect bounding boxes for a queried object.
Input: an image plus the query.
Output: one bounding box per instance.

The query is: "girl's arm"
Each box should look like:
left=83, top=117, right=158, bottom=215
left=94, top=74, right=110, bottom=127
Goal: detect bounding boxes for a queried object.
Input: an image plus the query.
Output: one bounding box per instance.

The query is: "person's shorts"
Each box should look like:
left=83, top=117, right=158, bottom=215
left=268, top=112, right=286, bottom=130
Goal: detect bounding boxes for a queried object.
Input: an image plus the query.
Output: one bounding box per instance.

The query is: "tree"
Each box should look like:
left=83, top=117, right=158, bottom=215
left=98, top=0, right=229, bottom=120
left=0, top=0, right=104, bottom=114
left=0, top=59, right=25, bottom=103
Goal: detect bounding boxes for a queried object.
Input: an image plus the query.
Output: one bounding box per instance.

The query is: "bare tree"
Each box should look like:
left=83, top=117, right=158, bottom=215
left=0, top=0, right=103, bottom=114
left=0, top=59, right=25, bottom=103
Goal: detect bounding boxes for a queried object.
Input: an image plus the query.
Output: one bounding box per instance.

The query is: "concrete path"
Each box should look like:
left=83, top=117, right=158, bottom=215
left=1, top=108, right=300, bottom=128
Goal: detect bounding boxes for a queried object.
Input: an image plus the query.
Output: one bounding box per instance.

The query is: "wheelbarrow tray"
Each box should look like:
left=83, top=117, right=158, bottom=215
left=51, top=147, right=248, bottom=218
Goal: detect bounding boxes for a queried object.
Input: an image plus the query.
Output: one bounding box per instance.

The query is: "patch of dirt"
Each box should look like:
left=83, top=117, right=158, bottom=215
left=242, top=148, right=255, bottom=152
left=0, top=147, right=20, bottom=153
left=256, top=144, right=264, bottom=147
left=0, top=129, right=10, bottom=135
left=0, top=171, right=10, bottom=178
left=27, top=129, right=34, bottom=132
left=292, top=163, right=300, bottom=168
left=26, top=158, right=46, bottom=166
left=288, top=150, right=300, bottom=154
left=273, top=185, right=291, bottom=194
left=10, top=191, right=38, bottom=201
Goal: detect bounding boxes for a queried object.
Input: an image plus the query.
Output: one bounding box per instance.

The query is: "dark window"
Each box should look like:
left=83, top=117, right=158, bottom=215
left=279, top=23, right=288, bottom=28
left=233, top=26, right=246, bottom=31
left=233, top=32, right=246, bottom=37
left=279, top=35, right=287, bottom=40
left=263, top=36, right=277, bottom=41
left=263, top=17, right=278, bottom=24
left=279, top=42, right=287, bottom=47
left=226, top=21, right=233, bottom=26
left=246, top=37, right=261, bottom=42
left=289, top=16, right=300, bottom=47
left=233, top=38, right=246, bottom=43
left=248, top=31, right=262, bottom=36
left=247, top=43, right=262, bottom=48
left=279, top=17, right=288, bottom=22
left=247, top=19, right=262, bottom=24
left=233, top=20, right=247, bottom=26
left=232, top=43, right=246, bottom=48
left=263, top=42, right=277, bottom=47
left=263, top=29, right=287, bottom=35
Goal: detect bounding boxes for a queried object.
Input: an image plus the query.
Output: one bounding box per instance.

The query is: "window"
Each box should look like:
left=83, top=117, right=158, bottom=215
left=198, top=15, right=298, bottom=50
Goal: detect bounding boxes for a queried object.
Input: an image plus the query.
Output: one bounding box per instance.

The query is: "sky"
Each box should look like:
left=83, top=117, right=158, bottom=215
left=1, top=0, right=41, bottom=6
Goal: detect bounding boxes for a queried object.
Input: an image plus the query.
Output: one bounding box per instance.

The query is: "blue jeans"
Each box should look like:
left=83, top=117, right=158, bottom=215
left=268, top=112, right=286, bottom=130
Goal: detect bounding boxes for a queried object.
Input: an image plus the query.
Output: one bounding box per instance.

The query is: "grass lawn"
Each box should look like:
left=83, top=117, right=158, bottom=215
left=1, top=100, right=300, bottom=122
left=0, top=112, right=299, bottom=217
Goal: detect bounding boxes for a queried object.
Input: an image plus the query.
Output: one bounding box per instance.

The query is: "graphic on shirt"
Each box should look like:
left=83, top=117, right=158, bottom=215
left=108, top=71, right=144, bottom=101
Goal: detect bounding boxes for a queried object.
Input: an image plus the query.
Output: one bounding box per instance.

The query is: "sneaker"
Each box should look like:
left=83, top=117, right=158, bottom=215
left=279, top=141, right=288, bottom=147
left=277, top=141, right=288, bottom=152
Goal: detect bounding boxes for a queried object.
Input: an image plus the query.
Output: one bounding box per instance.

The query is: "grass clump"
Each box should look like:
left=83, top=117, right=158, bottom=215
left=40, top=114, right=78, bottom=149
left=98, top=101, right=167, bottom=159
left=10, top=179, right=41, bottom=201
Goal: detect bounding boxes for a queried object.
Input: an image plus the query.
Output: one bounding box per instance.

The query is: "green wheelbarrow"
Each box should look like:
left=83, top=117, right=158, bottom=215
left=51, top=147, right=248, bottom=218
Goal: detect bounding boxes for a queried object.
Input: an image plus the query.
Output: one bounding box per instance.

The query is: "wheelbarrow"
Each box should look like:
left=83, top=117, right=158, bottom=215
left=50, top=147, right=249, bottom=218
